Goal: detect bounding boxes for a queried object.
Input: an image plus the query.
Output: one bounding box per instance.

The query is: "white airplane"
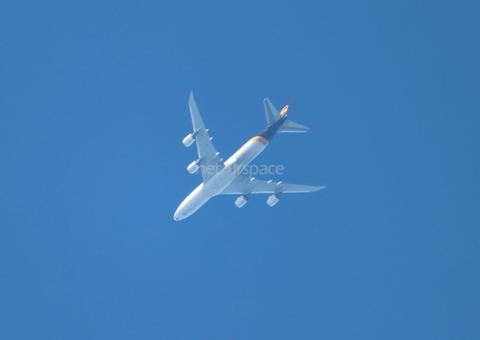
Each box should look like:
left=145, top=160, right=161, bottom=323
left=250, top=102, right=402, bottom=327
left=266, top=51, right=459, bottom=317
left=174, top=92, right=325, bottom=221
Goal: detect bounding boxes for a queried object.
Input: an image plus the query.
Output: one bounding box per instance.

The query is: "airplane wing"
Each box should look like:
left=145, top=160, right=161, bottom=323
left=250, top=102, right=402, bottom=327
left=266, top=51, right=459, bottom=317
left=189, top=92, right=223, bottom=182
left=220, top=175, right=325, bottom=195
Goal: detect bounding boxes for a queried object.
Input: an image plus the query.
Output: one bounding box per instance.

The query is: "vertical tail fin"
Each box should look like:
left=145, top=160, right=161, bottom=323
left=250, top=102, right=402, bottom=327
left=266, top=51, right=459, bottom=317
left=264, top=98, right=280, bottom=126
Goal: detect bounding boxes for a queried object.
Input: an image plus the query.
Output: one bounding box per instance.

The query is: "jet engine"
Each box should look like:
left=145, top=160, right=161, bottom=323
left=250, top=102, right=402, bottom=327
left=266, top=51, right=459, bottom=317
left=266, top=193, right=281, bottom=207
left=182, top=133, right=195, bottom=147
left=187, top=160, right=200, bottom=174
left=235, top=195, right=249, bottom=208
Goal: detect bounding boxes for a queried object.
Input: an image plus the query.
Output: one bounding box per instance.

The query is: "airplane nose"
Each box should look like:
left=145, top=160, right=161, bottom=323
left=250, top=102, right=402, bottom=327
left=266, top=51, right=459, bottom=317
left=173, top=210, right=184, bottom=221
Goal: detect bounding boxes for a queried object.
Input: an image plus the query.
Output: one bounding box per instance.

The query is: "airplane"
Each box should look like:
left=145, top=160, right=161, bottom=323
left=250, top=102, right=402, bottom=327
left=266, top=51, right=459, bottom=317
left=173, top=92, right=325, bottom=221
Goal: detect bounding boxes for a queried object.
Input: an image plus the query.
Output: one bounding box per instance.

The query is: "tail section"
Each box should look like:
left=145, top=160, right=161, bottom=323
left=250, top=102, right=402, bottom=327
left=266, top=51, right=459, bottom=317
left=263, top=98, right=309, bottom=133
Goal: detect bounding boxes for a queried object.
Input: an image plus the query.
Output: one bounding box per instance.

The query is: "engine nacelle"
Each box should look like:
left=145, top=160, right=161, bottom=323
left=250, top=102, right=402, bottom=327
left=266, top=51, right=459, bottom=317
left=187, top=160, right=200, bottom=174
left=182, top=133, right=195, bottom=147
left=235, top=195, right=249, bottom=208
left=266, top=194, right=281, bottom=207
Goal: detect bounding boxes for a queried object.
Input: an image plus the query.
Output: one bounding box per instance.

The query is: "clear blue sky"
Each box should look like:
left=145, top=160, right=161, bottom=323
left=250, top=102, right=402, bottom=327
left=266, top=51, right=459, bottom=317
left=1, top=1, right=479, bottom=339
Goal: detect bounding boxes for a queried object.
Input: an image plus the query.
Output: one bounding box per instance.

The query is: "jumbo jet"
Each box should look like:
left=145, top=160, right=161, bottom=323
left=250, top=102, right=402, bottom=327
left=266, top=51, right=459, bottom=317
left=173, top=92, right=325, bottom=221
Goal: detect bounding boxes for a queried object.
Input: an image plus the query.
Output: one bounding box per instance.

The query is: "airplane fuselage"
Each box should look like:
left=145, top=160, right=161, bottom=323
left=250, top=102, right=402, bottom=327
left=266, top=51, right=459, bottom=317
left=174, top=135, right=269, bottom=220
left=174, top=116, right=286, bottom=220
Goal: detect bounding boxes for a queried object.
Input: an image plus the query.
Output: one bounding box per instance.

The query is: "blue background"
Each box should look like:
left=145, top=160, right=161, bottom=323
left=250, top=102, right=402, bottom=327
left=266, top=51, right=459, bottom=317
left=1, top=1, right=479, bottom=339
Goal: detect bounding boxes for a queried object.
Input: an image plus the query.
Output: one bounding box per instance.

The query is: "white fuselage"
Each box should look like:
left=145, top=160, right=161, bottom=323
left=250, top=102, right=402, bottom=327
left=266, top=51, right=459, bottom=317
left=174, top=138, right=266, bottom=220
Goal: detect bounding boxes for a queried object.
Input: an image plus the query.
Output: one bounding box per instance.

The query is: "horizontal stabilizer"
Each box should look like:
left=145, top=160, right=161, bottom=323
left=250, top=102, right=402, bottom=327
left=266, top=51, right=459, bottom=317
left=278, top=119, right=309, bottom=133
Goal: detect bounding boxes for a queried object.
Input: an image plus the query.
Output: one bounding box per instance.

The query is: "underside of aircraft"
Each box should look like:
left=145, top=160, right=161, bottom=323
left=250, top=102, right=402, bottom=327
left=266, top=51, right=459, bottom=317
left=174, top=93, right=325, bottom=220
